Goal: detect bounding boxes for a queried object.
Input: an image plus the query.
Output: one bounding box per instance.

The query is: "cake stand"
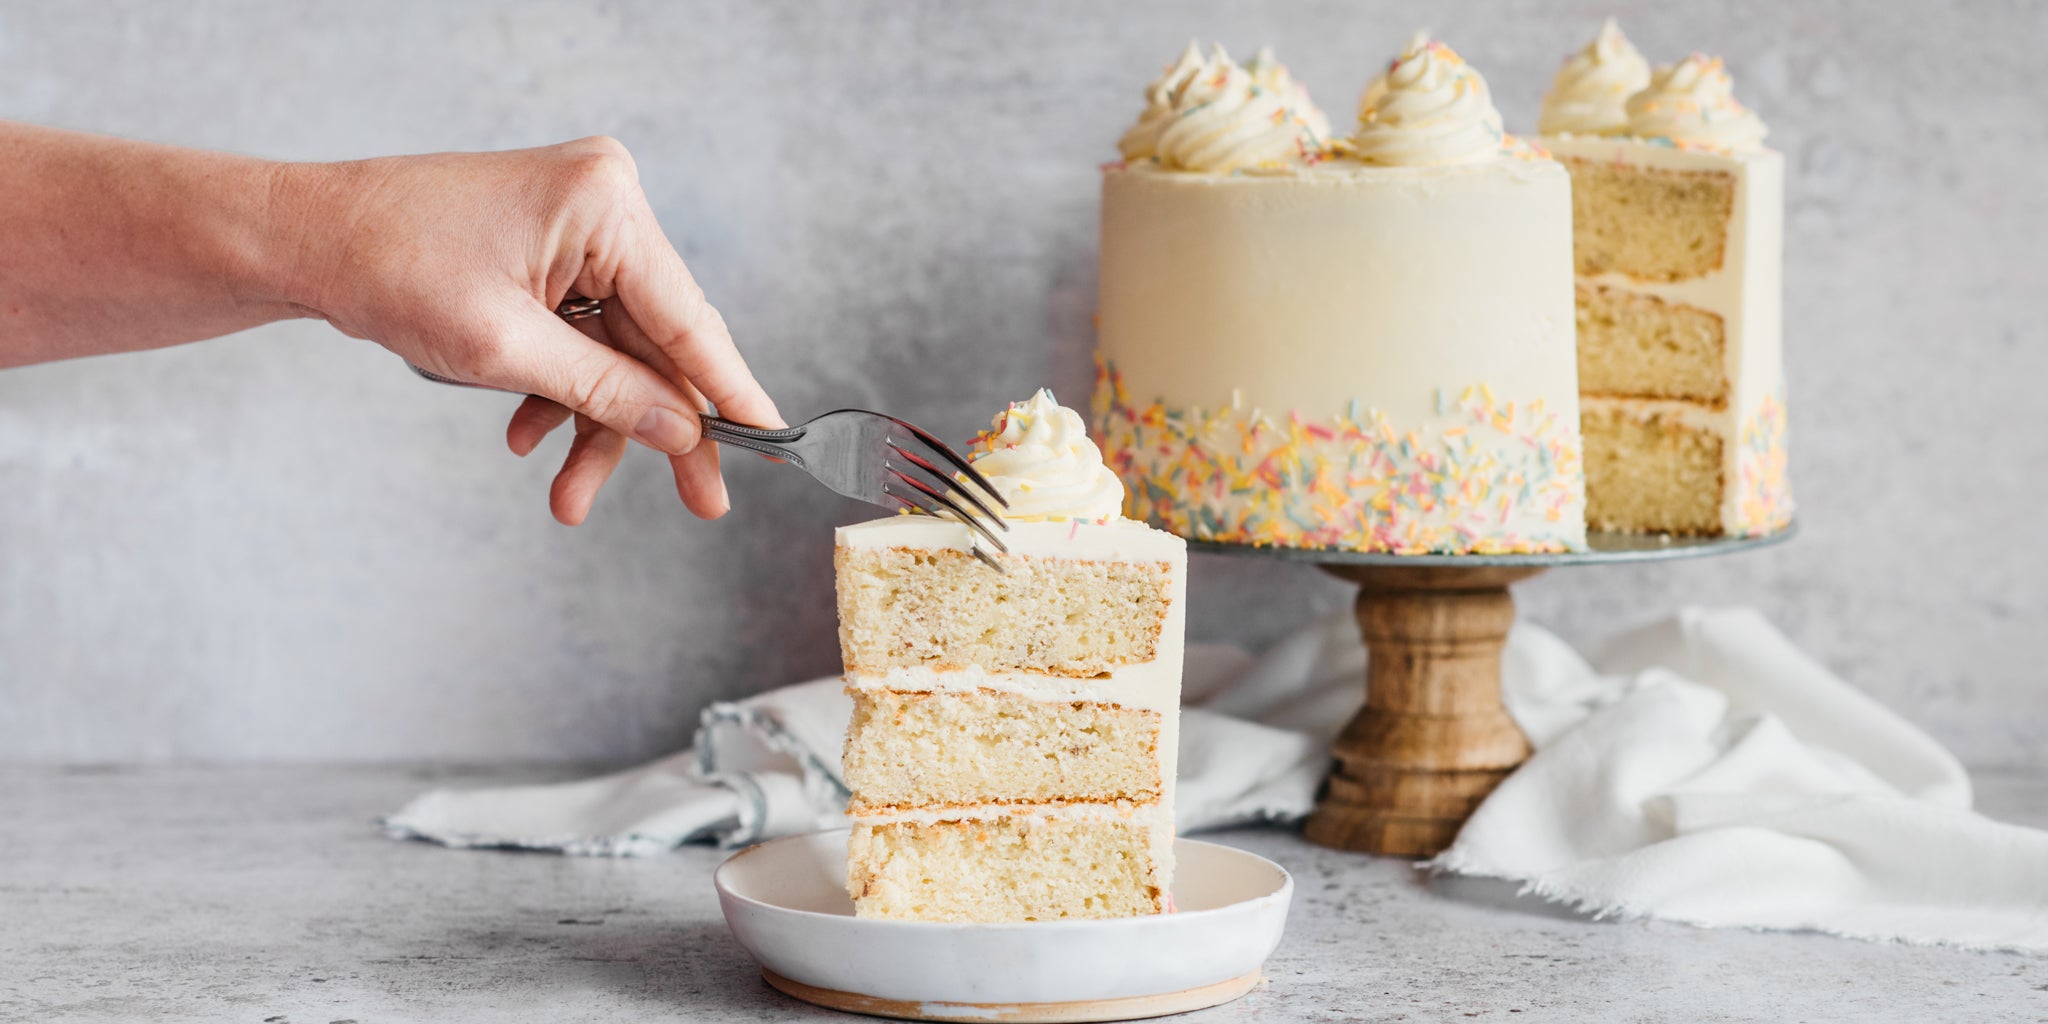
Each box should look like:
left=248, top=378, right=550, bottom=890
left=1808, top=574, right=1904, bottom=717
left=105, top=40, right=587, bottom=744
left=1190, top=527, right=1796, bottom=858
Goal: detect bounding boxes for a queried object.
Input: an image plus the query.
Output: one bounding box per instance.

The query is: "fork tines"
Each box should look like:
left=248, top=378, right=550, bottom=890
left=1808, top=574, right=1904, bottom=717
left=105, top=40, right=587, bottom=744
left=883, top=418, right=1010, bottom=515
left=880, top=421, right=1011, bottom=573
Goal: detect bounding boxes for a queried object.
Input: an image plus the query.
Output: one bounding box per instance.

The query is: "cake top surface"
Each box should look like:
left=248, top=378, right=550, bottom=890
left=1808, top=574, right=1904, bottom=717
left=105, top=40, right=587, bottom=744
left=1350, top=33, right=1509, bottom=167
left=967, top=390, right=1127, bottom=522
left=1538, top=19, right=1650, bottom=137
left=1116, top=42, right=1331, bottom=174
left=1624, top=54, right=1769, bottom=153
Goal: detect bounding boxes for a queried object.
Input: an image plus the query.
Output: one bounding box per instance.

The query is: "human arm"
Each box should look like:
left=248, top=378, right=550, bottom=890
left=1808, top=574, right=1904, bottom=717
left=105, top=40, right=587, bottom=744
left=0, top=122, right=779, bottom=523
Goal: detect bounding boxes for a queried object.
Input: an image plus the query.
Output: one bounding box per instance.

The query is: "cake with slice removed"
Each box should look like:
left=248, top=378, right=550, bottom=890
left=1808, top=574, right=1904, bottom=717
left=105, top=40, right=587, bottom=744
left=1538, top=25, right=1793, bottom=536
left=837, top=390, right=1187, bottom=922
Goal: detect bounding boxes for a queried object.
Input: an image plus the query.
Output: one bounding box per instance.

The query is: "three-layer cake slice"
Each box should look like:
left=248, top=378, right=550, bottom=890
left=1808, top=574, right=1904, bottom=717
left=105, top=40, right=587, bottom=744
left=837, top=391, right=1187, bottom=922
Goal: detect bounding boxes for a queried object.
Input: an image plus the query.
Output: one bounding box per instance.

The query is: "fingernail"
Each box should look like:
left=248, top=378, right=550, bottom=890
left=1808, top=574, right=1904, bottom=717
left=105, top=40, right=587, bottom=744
left=634, top=407, right=696, bottom=455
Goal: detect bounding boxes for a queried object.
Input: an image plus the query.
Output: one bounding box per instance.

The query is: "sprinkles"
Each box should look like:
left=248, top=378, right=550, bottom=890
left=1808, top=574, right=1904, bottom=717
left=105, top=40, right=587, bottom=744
left=1735, top=391, right=1795, bottom=535
left=1091, top=357, right=1583, bottom=554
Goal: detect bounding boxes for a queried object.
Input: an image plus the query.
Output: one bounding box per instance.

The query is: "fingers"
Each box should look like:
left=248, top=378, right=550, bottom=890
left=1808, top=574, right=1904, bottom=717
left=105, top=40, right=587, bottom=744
left=669, top=377, right=730, bottom=519
left=506, top=395, right=573, bottom=456
left=549, top=414, right=628, bottom=525
left=503, top=313, right=609, bottom=459
left=669, top=446, right=727, bottom=519
left=613, top=216, right=785, bottom=429
left=484, top=305, right=707, bottom=457
left=498, top=312, right=731, bottom=523
left=588, top=305, right=734, bottom=520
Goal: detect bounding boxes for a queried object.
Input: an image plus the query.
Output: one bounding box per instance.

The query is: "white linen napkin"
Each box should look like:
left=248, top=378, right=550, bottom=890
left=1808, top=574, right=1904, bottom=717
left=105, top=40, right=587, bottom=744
left=384, top=607, right=2048, bottom=952
left=1438, top=607, right=2048, bottom=953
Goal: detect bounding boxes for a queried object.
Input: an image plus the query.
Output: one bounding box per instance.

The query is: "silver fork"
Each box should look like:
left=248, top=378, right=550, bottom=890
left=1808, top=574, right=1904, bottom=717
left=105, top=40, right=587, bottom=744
left=405, top=297, right=1013, bottom=570
left=690, top=409, right=1013, bottom=569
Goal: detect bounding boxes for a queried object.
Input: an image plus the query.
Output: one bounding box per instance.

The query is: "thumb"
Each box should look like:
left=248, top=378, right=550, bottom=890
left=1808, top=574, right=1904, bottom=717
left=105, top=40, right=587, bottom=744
left=486, top=309, right=704, bottom=456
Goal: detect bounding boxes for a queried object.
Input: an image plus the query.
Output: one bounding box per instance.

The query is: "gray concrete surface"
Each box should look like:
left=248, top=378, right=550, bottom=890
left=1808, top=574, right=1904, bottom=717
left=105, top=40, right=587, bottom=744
left=2, top=1, right=2044, bottom=766
left=3, top=764, right=2044, bottom=1023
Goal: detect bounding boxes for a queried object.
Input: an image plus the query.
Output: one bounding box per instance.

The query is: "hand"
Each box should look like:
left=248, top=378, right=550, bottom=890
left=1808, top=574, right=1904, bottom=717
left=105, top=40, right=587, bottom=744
left=288, top=136, right=782, bottom=525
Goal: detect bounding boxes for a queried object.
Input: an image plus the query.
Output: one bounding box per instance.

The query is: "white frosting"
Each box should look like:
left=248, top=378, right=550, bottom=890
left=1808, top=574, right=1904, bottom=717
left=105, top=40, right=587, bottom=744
left=1243, top=46, right=1333, bottom=150
left=845, top=658, right=1180, bottom=713
left=1117, top=41, right=1207, bottom=163
left=1625, top=54, right=1768, bottom=153
left=1538, top=19, right=1650, bottom=136
left=1352, top=35, right=1506, bottom=166
left=837, top=514, right=1185, bottom=564
left=967, top=390, right=1127, bottom=521
left=1579, top=394, right=1728, bottom=433
left=1095, top=157, right=1585, bottom=553
left=853, top=800, right=1173, bottom=830
left=1119, top=43, right=1326, bottom=173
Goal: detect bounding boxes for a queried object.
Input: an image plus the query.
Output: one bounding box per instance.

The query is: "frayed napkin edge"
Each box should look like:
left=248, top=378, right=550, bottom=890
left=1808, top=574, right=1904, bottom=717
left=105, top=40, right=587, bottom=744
left=1425, top=849, right=2048, bottom=956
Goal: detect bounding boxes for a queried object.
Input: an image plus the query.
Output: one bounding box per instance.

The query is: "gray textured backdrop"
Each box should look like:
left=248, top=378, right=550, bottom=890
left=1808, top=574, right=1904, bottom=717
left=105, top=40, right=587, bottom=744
left=2, top=1, right=2042, bottom=767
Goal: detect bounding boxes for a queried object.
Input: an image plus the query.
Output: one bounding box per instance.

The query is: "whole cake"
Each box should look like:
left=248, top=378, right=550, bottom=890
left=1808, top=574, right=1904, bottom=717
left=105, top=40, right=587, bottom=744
left=837, top=390, right=1188, bottom=922
left=1093, top=37, right=1586, bottom=554
left=1538, top=23, right=1793, bottom=536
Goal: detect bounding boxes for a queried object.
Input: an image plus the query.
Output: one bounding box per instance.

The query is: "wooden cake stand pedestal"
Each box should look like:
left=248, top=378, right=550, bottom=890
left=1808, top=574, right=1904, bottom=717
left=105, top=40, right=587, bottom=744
left=1190, top=529, right=1795, bottom=858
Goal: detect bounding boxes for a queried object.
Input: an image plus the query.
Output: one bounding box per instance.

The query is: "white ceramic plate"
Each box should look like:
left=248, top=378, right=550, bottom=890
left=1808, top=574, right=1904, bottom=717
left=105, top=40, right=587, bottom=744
left=715, top=828, right=1293, bottom=1023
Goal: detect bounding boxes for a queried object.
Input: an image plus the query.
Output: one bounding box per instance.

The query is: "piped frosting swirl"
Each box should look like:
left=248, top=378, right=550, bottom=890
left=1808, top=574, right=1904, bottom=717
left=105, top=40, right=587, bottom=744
left=1625, top=54, right=1769, bottom=152
left=1538, top=19, right=1650, bottom=136
left=1118, top=43, right=1328, bottom=173
left=1243, top=46, right=1334, bottom=153
left=1117, top=42, right=1207, bottom=163
left=968, top=390, right=1126, bottom=522
left=1351, top=34, right=1507, bottom=166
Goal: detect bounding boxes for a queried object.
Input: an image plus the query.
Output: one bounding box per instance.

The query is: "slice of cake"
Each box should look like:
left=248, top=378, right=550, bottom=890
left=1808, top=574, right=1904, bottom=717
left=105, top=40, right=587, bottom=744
left=838, top=390, right=1187, bottom=922
left=1093, top=36, right=1586, bottom=554
left=1539, top=29, right=1793, bottom=536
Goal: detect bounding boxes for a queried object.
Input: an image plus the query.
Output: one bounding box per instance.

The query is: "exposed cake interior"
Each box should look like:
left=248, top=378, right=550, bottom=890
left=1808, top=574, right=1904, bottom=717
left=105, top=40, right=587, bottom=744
left=1543, top=36, right=1791, bottom=538
left=835, top=545, right=1171, bottom=678
left=1576, top=286, right=1727, bottom=404
left=843, top=688, right=1163, bottom=812
left=1561, top=156, right=1733, bottom=281
left=838, top=390, right=1187, bottom=923
left=1582, top=401, right=1723, bottom=534
left=848, top=816, right=1163, bottom=922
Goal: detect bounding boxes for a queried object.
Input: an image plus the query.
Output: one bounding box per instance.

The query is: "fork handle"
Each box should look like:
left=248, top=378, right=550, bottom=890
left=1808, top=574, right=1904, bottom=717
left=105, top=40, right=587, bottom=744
left=700, top=415, right=804, bottom=463
left=408, top=362, right=800, bottom=457
left=700, top=416, right=803, bottom=444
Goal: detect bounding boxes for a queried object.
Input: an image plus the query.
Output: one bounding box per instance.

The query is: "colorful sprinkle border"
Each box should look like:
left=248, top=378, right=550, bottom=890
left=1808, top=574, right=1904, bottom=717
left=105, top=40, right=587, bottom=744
left=1091, top=357, right=1585, bottom=553
left=1735, top=391, right=1794, bottom=535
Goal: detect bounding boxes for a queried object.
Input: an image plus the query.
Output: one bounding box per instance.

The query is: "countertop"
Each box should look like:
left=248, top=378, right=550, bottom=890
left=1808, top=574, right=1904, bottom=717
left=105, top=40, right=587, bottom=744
left=3, top=765, right=2043, bottom=1024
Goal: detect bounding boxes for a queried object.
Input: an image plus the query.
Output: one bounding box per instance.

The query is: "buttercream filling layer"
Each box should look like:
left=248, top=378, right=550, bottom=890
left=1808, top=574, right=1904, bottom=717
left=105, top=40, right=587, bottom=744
left=849, top=800, right=1173, bottom=829
left=843, top=660, right=1181, bottom=713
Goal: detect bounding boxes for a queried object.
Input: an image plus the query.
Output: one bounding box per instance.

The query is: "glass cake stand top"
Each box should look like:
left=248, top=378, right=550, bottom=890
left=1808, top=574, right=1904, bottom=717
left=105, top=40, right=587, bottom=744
left=1187, top=523, right=1798, bottom=568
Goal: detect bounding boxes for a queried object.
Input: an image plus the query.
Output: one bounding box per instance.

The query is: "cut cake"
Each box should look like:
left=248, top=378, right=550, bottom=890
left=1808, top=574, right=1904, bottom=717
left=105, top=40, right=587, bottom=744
left=837, top=390, right=1187, bottom=922
left=1539, top=22, right=1793, bottom=536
